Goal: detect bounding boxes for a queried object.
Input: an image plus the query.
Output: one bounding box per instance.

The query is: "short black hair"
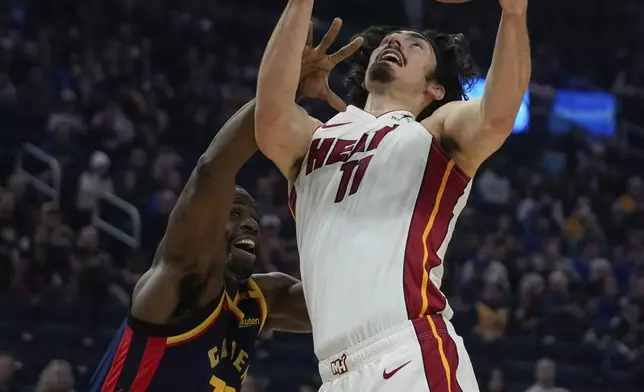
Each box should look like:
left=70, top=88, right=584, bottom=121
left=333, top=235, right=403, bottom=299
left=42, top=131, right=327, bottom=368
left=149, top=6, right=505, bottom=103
left=235, top=185, right=252, bottom=199
left=234, top=185, right=256, bottom=208
left=344, top=25, right=479, bottom=121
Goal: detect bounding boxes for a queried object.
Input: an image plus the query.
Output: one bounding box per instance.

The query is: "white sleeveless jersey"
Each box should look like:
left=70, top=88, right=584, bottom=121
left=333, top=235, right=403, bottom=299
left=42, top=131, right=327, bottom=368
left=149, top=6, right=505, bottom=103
left=289, top=105, right=472, bottom=360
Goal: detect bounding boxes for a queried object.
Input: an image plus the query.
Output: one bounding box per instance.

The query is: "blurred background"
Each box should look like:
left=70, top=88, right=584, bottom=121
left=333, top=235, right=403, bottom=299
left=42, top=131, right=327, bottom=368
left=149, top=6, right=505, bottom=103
left=0, top=0, right=643, bottom=391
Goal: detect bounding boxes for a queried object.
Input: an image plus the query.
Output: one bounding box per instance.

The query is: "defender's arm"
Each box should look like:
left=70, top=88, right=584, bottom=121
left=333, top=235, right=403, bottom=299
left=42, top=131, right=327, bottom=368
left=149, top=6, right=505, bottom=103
left=255, top=0, right=320, bottom=181
left=162, top=100, right=257, bottom=269
left=423, top=6, right=530, bottom=176
left=253, top=272, right=311, bottom=333
left=132, top=101, right=257, bottom=323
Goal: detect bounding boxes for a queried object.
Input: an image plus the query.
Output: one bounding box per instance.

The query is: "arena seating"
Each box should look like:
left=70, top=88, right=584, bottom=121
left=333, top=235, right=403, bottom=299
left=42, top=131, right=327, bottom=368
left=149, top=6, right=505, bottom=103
left=0, top=1, right=643, bottom=391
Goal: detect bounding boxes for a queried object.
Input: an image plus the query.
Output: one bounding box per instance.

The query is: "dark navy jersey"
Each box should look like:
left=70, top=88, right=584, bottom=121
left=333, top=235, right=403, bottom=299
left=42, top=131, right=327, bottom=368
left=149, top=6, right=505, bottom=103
left=90, top=279, right=267, bottom=392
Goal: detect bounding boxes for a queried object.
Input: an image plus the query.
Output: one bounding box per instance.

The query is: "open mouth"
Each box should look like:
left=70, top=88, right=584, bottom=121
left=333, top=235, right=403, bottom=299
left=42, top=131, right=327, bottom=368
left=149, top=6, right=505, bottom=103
left=233, top=238, right=256, bottom=256
left=378, top=49, right=404, bottom=67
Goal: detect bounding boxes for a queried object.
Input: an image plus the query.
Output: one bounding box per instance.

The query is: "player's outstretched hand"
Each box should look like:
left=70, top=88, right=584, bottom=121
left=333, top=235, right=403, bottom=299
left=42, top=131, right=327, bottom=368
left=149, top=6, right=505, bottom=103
left=299, top=18, right=364, bottom=112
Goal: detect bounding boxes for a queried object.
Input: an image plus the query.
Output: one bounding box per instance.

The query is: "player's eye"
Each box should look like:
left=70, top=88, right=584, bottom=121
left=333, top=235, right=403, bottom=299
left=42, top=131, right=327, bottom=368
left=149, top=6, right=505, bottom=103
left=231, top=210, right=240, bottom=218
left=412, top=43, right=422, bottom=48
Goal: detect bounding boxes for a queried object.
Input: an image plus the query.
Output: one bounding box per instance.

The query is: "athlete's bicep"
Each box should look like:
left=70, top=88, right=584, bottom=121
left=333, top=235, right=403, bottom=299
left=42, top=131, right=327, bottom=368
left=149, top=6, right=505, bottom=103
left=255, top=103, right=321, bottom=182
left=131, top=262, right=189, bottom=324
left=253, top=272, right=311, bottom=333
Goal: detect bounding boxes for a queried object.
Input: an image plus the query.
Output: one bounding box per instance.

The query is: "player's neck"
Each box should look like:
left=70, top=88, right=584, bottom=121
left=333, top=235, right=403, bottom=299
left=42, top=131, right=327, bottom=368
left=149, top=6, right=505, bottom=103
left=363, top=92, right=420, bottom=118
left=223, top=274, right=242, bottom=297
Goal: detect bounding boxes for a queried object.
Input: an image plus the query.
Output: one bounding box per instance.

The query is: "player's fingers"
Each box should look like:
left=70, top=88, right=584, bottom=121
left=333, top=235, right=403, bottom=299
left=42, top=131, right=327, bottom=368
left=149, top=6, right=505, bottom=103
left=321, top=87, right=347, bottom=112
left=317, top=18, right=342, bottom=53
left=330, top=36, right=364, bottom=64
left=307, top=22, right=313, bottom=47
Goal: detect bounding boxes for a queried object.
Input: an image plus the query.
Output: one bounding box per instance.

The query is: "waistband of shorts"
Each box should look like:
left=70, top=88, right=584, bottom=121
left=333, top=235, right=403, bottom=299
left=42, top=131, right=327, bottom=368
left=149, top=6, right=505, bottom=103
left=318, top=316, right=448, bottom=382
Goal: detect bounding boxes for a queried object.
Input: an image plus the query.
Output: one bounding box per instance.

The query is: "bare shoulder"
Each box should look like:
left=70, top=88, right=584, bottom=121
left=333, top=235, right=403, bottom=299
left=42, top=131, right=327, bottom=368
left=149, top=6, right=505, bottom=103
left=419, top=100, right=483, bottom=176
left=419, top=100, right=479, bottom=134
left=295, top=104, right=323, bottom=129
left=419, top=101, right=456, bottom=139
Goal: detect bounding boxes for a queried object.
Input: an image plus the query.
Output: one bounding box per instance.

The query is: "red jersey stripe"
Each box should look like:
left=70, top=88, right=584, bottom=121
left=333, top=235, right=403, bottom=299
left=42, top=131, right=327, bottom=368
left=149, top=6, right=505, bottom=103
left=100, top=325, right=134, bottom=392
left=129, top=337, right=167, bottom=392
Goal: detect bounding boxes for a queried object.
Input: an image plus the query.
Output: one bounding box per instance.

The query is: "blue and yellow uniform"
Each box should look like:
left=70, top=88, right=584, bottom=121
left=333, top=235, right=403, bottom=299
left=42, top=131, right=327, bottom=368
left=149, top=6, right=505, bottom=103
left=90, top=279, right=267, bottom=392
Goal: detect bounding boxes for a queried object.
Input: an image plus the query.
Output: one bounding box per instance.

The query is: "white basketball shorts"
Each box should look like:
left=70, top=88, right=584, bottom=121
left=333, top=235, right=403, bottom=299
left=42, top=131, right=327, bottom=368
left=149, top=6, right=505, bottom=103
left=318, top=316, right=479, bottom=392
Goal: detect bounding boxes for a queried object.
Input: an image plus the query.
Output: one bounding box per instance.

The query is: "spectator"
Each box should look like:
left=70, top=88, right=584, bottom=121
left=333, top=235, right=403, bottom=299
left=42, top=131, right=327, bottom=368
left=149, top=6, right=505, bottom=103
left=47, top=91, right=86, bottom=136
left=36, top=360, right=75, bottom=392
left=484, top=367, right=507, bottom=392
left=90, top=102, right=135, bottom=151
left=241, top=376, right=262, bottom=392
left=0, top=73, right=17, bottom=102
left=0, top=354, right=16, bottom=392
left=474, top=281, right=509, bottom=344
left=0, top=227, right=20, bottom=292
left=70, top=226, right=113, bottom=326
left=76, top=151, right=114, bottom=221
left=0, top=0, right=643, bottom=390
left=512, top=273, right=545, bottom=336
left=151, top=148, right=182, bottom=184
left=613, top=176, right=642, bottom=215
left=543, top=270, right=589, bottom=342
left=590, top=277, right=620, bottom=333
left=31, top=204, right=74, bottom=296
left=601, top=329, right=643, bottom=387
left=476, top=159, right=512, bottom=207
left=525, top=358, right=569, bottom=392
left=4, top=173, right=32, bottom=236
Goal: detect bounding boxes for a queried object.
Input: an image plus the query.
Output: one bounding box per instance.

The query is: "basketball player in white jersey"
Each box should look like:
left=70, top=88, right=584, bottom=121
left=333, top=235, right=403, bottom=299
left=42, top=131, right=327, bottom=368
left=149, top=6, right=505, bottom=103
left=255, top=0, right=530, bottom=390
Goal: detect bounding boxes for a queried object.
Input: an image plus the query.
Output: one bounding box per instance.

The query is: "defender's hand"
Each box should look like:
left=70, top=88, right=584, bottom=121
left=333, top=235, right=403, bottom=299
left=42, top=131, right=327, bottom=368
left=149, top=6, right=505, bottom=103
left=298, top=18, right=363, bottom=112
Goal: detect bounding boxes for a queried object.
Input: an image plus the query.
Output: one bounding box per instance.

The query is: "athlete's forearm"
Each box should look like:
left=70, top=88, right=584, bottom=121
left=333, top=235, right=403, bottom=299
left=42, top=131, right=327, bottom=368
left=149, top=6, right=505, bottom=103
left=481, top=9, right=530, bottom=132
left=255, top=0, right=314, bottom=127
left=269, top=282, right=312, bottom=333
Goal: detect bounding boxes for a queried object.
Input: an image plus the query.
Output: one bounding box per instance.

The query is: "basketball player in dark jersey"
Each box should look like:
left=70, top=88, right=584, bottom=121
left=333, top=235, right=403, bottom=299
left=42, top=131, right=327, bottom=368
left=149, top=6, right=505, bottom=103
left=89, top=21, right=362, bottom=392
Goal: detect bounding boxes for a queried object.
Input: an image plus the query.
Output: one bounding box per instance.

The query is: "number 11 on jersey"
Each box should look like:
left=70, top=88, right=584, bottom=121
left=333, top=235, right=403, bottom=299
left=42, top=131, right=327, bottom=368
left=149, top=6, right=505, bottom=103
left=335, top=155, right=374, bottom=203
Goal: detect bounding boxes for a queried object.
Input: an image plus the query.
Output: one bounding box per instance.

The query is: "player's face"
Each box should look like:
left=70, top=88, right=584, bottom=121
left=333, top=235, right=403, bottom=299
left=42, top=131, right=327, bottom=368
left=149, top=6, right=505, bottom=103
left=366, top=31, right=439, bottom=97
left=225, top=191, right=260, bottom=281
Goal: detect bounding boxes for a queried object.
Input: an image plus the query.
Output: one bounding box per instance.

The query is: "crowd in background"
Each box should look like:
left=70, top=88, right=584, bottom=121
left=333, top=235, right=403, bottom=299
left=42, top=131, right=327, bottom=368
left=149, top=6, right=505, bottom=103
left=0, top=0, right=643, bottom=391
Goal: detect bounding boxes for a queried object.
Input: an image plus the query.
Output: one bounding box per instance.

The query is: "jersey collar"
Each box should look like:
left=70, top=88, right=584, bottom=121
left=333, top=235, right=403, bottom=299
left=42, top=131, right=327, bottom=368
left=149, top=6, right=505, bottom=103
left=347, top=105, right=414, bottom=121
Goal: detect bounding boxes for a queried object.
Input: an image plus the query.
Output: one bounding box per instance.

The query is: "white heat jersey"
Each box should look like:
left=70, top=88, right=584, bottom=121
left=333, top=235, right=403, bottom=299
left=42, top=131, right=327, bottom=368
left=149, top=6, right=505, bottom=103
left=288, top=105, right=472, bottom=360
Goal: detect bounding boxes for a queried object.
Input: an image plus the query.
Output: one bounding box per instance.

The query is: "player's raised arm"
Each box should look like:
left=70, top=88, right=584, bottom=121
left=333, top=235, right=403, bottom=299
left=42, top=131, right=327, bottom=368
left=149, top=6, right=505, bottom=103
left=478, top=0, right=530, bottom=144
left=426, top=0, right=530, bottom=175
left=131, top=101, right=258, bottom=323
left=255, top=0, right=315, bottom=179
left=161, top=101, right=257, bottom=268
left=255, top=4, right=363, bottom=181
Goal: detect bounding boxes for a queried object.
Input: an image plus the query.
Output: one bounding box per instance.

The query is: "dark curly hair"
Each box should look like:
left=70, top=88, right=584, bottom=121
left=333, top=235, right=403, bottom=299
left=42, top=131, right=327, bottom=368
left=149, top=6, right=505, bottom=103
left=344, top=25, right=479, bottom=121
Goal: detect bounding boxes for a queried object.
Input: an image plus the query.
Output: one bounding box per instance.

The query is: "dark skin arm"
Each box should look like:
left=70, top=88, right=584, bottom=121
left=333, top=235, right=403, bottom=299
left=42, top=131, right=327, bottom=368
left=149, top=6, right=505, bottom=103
left=131, top=100, right=257, bottom=324
left=252, top=273, right=311, bottom=333
left=130, top=20, right=361, bottom=327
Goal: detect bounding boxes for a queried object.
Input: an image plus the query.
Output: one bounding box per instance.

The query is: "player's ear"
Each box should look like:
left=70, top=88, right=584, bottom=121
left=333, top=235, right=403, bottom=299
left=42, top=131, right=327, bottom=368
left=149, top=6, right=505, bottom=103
left=428, top=82, right=445, bottom=102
